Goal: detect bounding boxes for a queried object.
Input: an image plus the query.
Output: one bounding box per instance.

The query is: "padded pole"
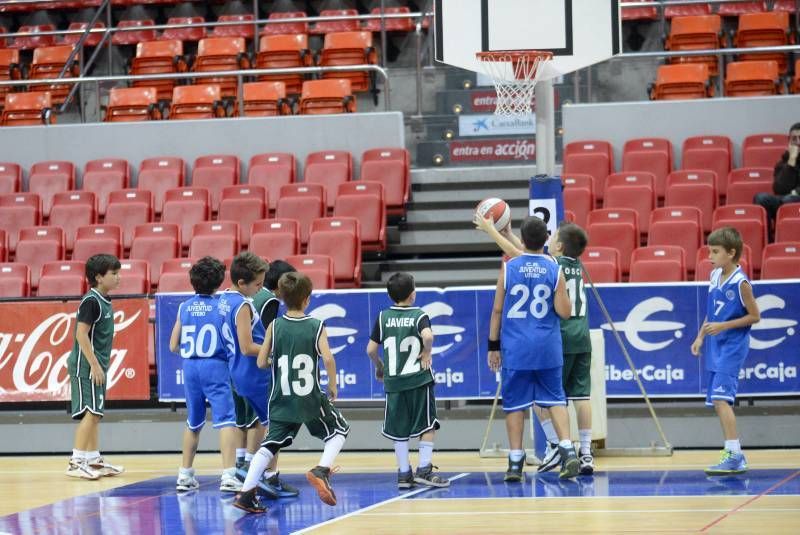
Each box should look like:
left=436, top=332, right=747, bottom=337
left=535, top=78, right=556, bottom=176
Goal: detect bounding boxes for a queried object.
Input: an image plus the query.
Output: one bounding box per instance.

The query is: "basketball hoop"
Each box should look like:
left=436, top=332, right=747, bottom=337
left=475, top=51, right=553, bottom=117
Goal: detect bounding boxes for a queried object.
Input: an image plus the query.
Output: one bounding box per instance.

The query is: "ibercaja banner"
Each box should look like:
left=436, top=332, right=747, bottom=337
left=0, top=298, right=151, bottom=402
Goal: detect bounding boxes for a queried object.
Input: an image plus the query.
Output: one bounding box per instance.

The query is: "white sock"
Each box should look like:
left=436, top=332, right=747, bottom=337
left=725, top=439, right=742, bottom=453
left=540, top=419, right=558, bottom=444
left=394, top=441, right=410, bottom=472
left=86, top=450, right=100, bottom=461
left=319, top=434, right=346, bottom=468
left=243, top=448, right=273, bottom=492
left=236, top=448, right=247, bottom=461
left=418, top=441, right=434, bottom=468
left=244, top=452, right=254, bottom=463
left=72, top=449, right=86, bottom=460
left=223, top=467, right=236, bottom=477
left=179, top=467, right=194, bottom=475
left=579, top=429, right=592, bottom=454
left=559, top=439, right=573, bottom=450
left=509, top=449, right=525, bottom=462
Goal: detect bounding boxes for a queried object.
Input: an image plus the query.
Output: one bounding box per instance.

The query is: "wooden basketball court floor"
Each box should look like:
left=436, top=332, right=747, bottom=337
left=1, top=450, right=798, bottom=534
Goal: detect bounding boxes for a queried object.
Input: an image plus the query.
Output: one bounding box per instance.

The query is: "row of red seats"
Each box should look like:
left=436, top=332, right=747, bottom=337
left=562, top=134, right=786, bottom=202
left=580, top=241, right=799, bottom=283
left=623, top=1, right=797, bottom=21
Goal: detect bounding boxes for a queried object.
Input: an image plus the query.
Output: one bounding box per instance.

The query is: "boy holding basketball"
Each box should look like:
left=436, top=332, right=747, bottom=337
left=366, top=272, right=450, bottom=490
left=691, top=227, right=760, bottom=475
left=234, top=272, right=349, bottom=513
left=66, top=254, right=123, bottom=480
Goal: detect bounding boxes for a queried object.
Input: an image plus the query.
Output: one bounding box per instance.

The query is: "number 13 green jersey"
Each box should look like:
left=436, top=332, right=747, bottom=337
left=370, top=306, right=433, bottom=393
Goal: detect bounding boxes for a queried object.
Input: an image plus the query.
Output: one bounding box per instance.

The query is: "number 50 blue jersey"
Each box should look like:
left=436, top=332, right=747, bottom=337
left=178, top=294, right=228, bottom=361
left=500, top=253, right=563, bottom=371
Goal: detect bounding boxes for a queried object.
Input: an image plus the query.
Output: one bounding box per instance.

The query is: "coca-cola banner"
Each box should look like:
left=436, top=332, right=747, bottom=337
left=0, top=298, right=151, bottom=402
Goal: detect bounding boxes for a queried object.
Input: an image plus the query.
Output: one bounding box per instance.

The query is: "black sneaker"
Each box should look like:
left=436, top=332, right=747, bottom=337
left=266, top=472, right=300, bottom=497
left=414, top=464, right=450, bottom=488
left=398, top=468, right=415, bottom=489
left=306, top=465, right=337, bottom=506
left=504, top=453, right=526, bottom=482
left=537, top=442, right=561, bottom=473
left=579, top=451, right=594, bottom=475
left=232, top=488, right=267, bottom=514
left=558, top=445, right=580, bottom=480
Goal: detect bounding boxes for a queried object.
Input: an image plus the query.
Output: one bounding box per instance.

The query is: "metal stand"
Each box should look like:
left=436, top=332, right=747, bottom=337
left=478, top=381, right=542, bottom=465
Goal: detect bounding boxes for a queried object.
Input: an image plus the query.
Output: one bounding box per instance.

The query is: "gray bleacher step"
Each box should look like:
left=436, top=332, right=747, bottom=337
left=389, top=227, right=507, bottom=255
left=387, top=268, right=500, bottom=286
left=363, top=256, right=502, bottom=287
left=408, top=188, right=530, bottom=209
left=410, top=164, right=547, bottom=185
left=403, top=208, right=525, bottom=230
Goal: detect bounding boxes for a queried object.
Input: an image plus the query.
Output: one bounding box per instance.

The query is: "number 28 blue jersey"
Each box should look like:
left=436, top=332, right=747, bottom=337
left=501, top=253, right=563, bottom=371
left=177, top=294, right=228, bottom=360
left=705, top=267, right=752, bottom=376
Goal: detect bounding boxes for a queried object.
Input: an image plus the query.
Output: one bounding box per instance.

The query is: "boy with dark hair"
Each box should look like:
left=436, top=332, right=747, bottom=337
left=169, top=257, right=239, bottom=492
left=366, top=272, right=449, bottom=490
left=692, top=227, right=761, bottom=475
left=234, top=272, right=349, bottom=513
left=264, top=259, right=297, bottom=293
left=487, top=217, right=580, bottom=481
left=66, top=254, right=123, bottom=480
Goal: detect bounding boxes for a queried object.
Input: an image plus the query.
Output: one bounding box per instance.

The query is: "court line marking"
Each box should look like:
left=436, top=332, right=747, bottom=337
left=361, top=508, right=800, bottom=516
left=699, top=469, right=800, bottom=532
left=291, top=472, right=470, bottom=535
left=395, top=494, right=800, bottom=501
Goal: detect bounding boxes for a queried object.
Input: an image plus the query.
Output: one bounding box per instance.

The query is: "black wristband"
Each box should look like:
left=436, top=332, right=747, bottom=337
left=488, top=339, right=500, bottom=351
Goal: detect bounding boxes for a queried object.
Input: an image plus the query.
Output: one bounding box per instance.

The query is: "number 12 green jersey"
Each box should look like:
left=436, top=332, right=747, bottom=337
left=370, top=306, right=433, bottom=393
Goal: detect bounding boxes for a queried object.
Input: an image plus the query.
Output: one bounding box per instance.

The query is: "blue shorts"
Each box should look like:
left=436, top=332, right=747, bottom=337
left=705, top=371, right=738, bottom=407
left=183, top=358, right=236, bottom=430
left=501, top=366, right=566, bottom=412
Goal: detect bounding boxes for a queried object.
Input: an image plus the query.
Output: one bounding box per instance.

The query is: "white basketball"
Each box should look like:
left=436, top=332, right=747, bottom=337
left=475, top=197, right=511, bottom=231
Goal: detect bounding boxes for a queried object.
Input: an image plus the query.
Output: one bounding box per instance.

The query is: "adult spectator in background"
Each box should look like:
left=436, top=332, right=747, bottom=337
left=754, top=123, right=800, bottom=239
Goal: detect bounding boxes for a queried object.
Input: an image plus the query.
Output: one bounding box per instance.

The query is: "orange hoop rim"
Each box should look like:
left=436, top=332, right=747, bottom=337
left=475, top=50, right=554, bottom=63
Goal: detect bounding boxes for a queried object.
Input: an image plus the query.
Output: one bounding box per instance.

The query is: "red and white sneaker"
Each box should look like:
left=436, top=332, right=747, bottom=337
left=87, top=457, right=125, bottom=477
left=66, top=459, right=100, bottom=480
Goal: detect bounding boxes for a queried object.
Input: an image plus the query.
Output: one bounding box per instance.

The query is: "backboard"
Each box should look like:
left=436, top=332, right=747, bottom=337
left=435, top=0, right=621, bottom=81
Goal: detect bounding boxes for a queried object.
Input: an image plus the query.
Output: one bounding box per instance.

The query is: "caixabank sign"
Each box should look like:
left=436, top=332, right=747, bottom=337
left=154, top=280, right=799, bottom=401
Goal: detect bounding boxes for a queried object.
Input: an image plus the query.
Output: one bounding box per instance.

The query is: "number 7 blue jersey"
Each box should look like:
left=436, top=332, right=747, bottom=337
left=500, top=253, right=563, bottom=371
left=177, top=294, right=228, bottom=361
left=705, top=266, right=752, bottom=376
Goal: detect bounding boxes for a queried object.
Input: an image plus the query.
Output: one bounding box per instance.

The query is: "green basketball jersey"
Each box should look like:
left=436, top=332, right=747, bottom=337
left=67, top=289, right=115, bottom=377
left=269, top=315, right=325, bottom=423
left=557, top=256, right=591, bottom=354
left=377, top=306, right=434, bottom=393
left=252, top=288, right=279, bottom=325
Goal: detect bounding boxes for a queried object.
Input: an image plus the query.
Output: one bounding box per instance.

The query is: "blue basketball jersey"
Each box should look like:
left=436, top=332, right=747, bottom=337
left=705, top=267, right=752, bottom=376
left=177, top=294, right=228, bottom=360
left=218, top=290, right=268, bottom=394
left=501, top=253, right=563, bottom=370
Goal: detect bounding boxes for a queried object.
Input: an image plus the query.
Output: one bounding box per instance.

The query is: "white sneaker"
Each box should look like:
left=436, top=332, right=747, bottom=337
left=177, top=469, right=200, bottom=492
left=579, top=451, right=595, bottom=475
left=220, top=471, right=242, bottom=492
left=537, top=442, right=561, bottom=473
left=87, top=456, right=125, bottom=477
left=66, top=459, right=100, bottom=480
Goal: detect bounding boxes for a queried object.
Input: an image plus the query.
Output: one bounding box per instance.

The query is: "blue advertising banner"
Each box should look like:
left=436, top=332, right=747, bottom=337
left=155, top=280, right=800, bottom=402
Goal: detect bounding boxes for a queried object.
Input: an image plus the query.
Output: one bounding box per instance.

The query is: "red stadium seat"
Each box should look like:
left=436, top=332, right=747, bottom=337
left=712, top=204, right=767, bottom=271
left=162, top=188, right=211, bottom=249
left=212, top=14, right=256, bottom=39
left=299, top=79, right=356, bottom=115
left=0, top=263, right=30, bottom=297
left=664, top=170, right=718, bottom=232
left=218, top=185, right=266, bottom=246
left=49, top=191, right=96, bottom=252
left=734, top=11, right=792, bottom=74
left=170, top=85, right=228, bottom=120
left=304, top=151, right=353, bottom=211
left=242, top=81, right=292, bottom=117
left=82, top=158, right=129, bottom=217
left=604, top=172, right=657, bottom=235
left=580, top=246, right=621, bottom=283
left=761, top=242, right=800, bottom=280
left=0, top=193, right=41, bottom=253
left=1, top=91, right=55, bottom=127
left=725, top=60, right=782, bottom=97
left=312, top=9, right=360, bottom=35
left=319, top=31, right=378, bottom=93
left=261, top=11, right=309, bottom=36
left=648, top=206, right=703, bottom=271
left=563, top=141, right=613, bottom=201
left=664, top=15, right=723, bottom=76
left=106, top=189, right=153, bottom=250
left=563, top=186, right=593, bottom=229
left=0, top=229, right=5, bottom=262
left=665, top=3, right=711, bottom=18
left=112, top=259, right=150, bottom=295
left=189, top=221, right=239, bottom=259
left=247, top=153, right=296, bottom=213
left=695, top=245, right=753, bottom=281
left=63, top=21, right=105, bottom=47
left=112, top=19, right=157, bottom=46
left=10, top=25, right=57, bottom=51
left=360, top=148, right=410, bottom=216
left=256, top=34, right=312, bottom=95
left=37, top=261, right=86, bottom=297
left=334, top=181, right=387, bottom=252
left=0, top=163, right=21, bottom=195
left=191, top=155, right=240, bottom=213
left=28, top=160, right=75, bottom=219
left=563, top=173, right=596, bottom=203
left=0, top=49, right=22, bottom=107
left=276, top=185, right=326, bottom=246
left=158, top=258, right=195, bottom=293
left=250, top=219, right=301, bottom=260
left=622, top=0, right=658, bottom=21
left=308, top=217, right=362, bottom=288
left=650, top=64, right=712, bottom=100
left=72, top=224, right=122, bottom=261
left=28, top=45, right=80, bottom=106
left=137, top=156, right=185, bottom=216
left=129, top=223, right=181, bottom=286
left=629, top=246, right=687, bottom=282
left=586, top=208, right=639, bottom=274
left=622, top=138, right=673, bottom=200
left=104, top=87, right=161, bottom=123
left=193, top=37, right=250, bottom=99
left=718, top=2, right=766, bottom=17
left=681, top=136, right=732, bottom=198
left=130, top=39, right=188, bottom=101
left=775, top=203, right=800, bottom=242
left=364, top=6, right=415, bottom=32
left=725, top=167, right=773, bottom=205
left=160, top=17, right=206, bottom=42
left=16, top=226, right=64, bottom=289
left=742, top=133, right=788, bottom=168
left=285, top=254, right=334, bottom=290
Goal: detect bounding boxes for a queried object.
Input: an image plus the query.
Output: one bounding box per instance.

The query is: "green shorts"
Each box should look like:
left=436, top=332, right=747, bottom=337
left=382, top=382, right=440, bottom=441
left=563, top=352, right=591, bottom=399
left=262, top=396, right=349, bottom=449
left=70, top=374, right=106, bottom=419
left=232, top=383, right=259, bottom=429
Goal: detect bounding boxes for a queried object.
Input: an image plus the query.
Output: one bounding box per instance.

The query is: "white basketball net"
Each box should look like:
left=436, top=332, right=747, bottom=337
left=476, top=52, right=552, bottom=117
